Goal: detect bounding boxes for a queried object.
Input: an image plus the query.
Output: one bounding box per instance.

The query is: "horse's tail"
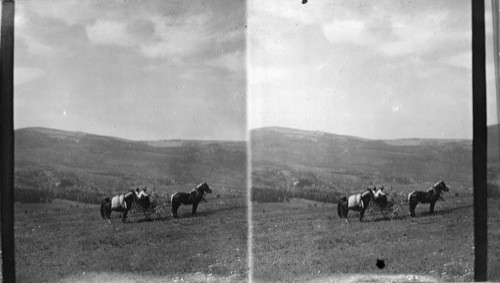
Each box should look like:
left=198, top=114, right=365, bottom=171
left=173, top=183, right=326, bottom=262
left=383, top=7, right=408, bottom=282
left=408, top=191, right=415, bottom=203
left=170, top=193, right=178, bottom=204
left=101, top=197, right=110, bottom=219
left=337, top=197, right=347, bottom=218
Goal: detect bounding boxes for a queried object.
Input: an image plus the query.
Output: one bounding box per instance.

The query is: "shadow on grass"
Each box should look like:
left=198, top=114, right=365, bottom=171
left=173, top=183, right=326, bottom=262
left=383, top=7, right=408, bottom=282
left=366, top=201, right=474, bottom=222
left=371, top=216, right=408, bottom=222
left=174, top=204, right=245, bottom=219
left=136, top=216, right=169, bottom=223
left=132, top=203, right=245, bottom=223
left=412, top=203, right=473, bottom=218
left=355, top=203, right=473, bottom=223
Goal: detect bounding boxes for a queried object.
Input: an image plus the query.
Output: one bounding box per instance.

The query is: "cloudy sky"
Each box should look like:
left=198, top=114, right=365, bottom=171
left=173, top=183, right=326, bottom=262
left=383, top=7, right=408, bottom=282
left=14, top=0, right=246, bottom=141
left=249, top=0, right=497, bottom=140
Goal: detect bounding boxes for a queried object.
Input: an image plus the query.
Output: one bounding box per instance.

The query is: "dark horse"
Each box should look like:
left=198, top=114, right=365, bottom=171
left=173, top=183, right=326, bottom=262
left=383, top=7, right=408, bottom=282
left=337, top=188, right=378, bottom=222
left=171, top=182, right=212, bottom=218
left=100, top=187, right=151, bottom=223
left=408, top=180, right=449, bottom=217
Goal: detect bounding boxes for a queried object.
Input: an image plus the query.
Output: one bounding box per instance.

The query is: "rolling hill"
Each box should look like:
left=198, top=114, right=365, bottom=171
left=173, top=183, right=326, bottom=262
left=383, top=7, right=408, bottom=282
left=14, top=127, right=247, bottom=203
left=251, top=126, right=476, bottom=201
left=14, top=124, right=500, bottom=204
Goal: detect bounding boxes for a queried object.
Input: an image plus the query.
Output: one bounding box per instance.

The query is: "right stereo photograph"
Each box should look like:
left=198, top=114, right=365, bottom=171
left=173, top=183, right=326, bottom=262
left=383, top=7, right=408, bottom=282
left=248, top=0, right=498, bottom=281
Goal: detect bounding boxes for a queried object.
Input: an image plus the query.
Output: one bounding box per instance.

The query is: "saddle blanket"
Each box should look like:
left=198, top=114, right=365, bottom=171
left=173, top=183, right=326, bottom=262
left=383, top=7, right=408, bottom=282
left=348, top=194, right=363, bottom=209
left=111, top=195, right=126, bottom=210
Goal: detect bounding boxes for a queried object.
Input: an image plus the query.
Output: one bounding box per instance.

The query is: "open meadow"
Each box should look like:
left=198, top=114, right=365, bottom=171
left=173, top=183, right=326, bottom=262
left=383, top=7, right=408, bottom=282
left=10, top=126, right=500, bottom=281
left=246, top=126, right=500, bottom=282
left=14, top=196, right=248, bottom=282
left=9, top=127, right=249, bottom=281
left=252, top=194, right=480, bottom=282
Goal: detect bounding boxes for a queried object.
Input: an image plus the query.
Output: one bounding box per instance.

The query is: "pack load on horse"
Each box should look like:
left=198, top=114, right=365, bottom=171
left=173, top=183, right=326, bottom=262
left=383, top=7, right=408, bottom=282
left=337, top=186, right=389, bottom=222
left=408, top=180, right=449, bottom=217
left=374, top=186, right=386, bottom=199
left=100, top=187, right=151, bottom=223
left=170, top=182, right=212, bottom=218
left=337, top=187, right=373, bottom=222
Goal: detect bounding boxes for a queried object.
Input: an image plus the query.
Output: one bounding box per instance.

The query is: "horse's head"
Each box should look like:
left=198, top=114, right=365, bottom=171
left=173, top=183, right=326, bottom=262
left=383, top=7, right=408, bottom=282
left=359, top=188, right=375, bottom=204
left=135, top=187, right=149, bottom=200
left=197, top=182, right=212, bottom=195
left=434, top=180, right=449, bottom=194
left=134, top=187, right=151, bottom=211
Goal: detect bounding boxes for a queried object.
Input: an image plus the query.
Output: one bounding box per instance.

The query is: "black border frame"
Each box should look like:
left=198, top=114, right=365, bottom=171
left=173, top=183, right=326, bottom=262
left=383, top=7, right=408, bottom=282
left=0, top=0, right=491, bottom=281
left=472, top=0, right=488, bottom=281
left=1, top=0, right=16, bottom=282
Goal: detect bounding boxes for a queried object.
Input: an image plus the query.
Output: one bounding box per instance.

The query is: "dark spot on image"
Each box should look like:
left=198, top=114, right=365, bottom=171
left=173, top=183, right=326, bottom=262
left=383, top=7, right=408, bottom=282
left=376, top=259, right=385, bottom=269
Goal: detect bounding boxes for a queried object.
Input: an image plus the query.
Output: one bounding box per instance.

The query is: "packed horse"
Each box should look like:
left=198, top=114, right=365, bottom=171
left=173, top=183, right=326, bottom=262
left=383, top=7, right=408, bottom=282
left=337, top=186, right=387, bottom=222
left=100, top=187, right=151, bottom=223
left=337, top=180, right=450, bottom=221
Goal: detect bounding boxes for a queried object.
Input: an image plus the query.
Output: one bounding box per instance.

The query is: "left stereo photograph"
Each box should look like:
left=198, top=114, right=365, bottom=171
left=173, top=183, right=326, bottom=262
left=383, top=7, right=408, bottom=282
left=9, top=0, right=248, bottom=281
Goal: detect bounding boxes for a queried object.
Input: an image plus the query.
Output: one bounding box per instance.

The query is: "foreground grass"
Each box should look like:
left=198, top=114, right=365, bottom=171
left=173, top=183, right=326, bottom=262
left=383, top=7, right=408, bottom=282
left=11, top=194, right=500, bottom=282
left=488, top=198, right=500, bottom=281
left=252, top=195, right=475, bottom=282
left=14, top=197, right=248, bottom=282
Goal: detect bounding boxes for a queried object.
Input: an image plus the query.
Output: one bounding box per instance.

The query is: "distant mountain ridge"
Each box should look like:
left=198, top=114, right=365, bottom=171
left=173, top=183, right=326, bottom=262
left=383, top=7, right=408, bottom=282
left=251, top=126, right=475, bottom=196
left=255, top=126, right=472, bottom=146
left=15, top=127, right=247, bottom=202
left=14, top=125, right=500, bottom=203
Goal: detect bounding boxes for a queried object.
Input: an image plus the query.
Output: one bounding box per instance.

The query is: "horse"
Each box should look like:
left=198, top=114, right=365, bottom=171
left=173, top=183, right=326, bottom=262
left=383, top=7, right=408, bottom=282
left=100, top=187, right=151, bottom=223
left=408, top=180, right=449, bottom=217
left=373, top=186, right=389, bottom=211
left=171, top=182, right=212, bottom=218
left=337, top=187, right=377, bottom=222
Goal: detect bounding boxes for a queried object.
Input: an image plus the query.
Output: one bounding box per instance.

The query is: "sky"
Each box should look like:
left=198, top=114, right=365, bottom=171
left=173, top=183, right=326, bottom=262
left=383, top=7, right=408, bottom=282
left=248, top=0, right=498, bottom=140
left=7, top=0, right=499, bottom=141
left=13, top=0, right=246, bottom=141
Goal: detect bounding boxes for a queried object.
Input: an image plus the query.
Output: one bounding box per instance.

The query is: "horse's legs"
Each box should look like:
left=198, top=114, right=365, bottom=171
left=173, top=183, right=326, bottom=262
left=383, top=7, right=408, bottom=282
left=105, top=203, right=112, bottom=221
left=409, top=197, right=417, bottom=217
left=429, top=201, right=436, bottom=215
left=343, top=203, right=348, bottom=219
left=380, top=206, right=387, bottom=219
left=171, top=202, right=179, bottom=218
left=359, top=208, right=366, bottom=222
left=122, top=210, right=128, bottom=223
left=192, top=202, right=199, bottom=215
left=409, top=203, right=417, bottom=217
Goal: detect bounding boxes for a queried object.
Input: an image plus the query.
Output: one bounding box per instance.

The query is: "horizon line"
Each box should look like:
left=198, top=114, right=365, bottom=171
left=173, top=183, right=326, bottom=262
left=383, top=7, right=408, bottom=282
left=250, top=125, right=480, bottom=141
left=16, top=125, right=491, bottom=142
left=15, top=126, right=248, bottom=143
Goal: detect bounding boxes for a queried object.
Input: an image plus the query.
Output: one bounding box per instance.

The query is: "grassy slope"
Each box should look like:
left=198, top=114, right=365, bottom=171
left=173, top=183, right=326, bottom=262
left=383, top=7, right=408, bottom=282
left=488, top=125, right=500, bottom=281
left=252, top=196, right=475, bottom=282
left=12, top=127, right=249, bottom=281
left=13, top=125, right=500, bottom=281
left=251, top=127, right=473, bottom=196
left=14, top=197, right=248, bottom=282
left=489, top=198, right=500, bottom=281
left=251, top=126, right=500, bottom=281
left=14, top=127, right=247, bottom=198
